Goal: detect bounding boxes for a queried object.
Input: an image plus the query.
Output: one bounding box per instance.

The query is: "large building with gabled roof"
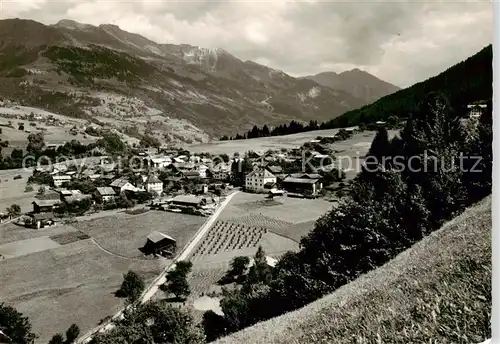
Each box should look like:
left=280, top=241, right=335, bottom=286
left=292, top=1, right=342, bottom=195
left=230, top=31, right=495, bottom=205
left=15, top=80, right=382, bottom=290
left=245, top=168, right=277, bottom=192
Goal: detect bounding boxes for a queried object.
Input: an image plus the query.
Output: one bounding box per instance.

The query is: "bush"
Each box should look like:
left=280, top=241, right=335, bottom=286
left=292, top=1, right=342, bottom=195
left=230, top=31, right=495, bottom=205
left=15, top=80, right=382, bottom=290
left=24, top=185, right=34, bottom=193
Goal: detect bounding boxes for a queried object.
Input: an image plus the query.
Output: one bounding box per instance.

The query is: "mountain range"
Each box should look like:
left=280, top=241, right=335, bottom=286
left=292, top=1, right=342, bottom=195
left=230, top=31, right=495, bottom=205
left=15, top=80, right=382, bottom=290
left=0, top=18, right=400, bottom=143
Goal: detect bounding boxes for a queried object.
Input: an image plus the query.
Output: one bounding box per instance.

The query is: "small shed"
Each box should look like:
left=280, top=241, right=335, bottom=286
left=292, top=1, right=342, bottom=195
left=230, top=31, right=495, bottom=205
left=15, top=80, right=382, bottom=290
left=142, top=231, right=177, bottom=257
left=268, top=189, right=285, bottom=198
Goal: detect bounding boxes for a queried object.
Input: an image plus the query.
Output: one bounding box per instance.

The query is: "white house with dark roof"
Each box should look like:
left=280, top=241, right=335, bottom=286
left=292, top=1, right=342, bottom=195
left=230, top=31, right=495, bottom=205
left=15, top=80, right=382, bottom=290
left=211, top=163, right=231, bottom=180
left=146, top=155, right=172, bottom=169
left=52, top=174, right=72, bottom=187
left=198, top=164, right=209, bottom=179
left=145, top=175, right=163, bottom=195
left=110, top=178, right=137, bottom=194
left=245, top=168, right=277, bottom=192
left=95, top=187, right=116, bottom=202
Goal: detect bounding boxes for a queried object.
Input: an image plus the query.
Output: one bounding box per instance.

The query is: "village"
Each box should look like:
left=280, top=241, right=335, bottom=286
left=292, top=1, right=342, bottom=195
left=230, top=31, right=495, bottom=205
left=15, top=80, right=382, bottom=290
left=0, top=124, right=395, bottom=343
left=11, top=125, right=371, bottom=231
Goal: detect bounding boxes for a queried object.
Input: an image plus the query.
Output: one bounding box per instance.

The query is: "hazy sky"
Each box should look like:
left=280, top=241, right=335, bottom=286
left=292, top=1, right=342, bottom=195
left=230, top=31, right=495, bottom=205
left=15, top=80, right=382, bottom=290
left=1, top=0, right=493, bottom=87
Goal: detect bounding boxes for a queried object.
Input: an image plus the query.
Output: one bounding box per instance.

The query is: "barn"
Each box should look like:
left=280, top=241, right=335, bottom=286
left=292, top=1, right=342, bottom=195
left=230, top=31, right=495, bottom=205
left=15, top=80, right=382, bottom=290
left=282, top=173, right=323, bottom=197
left=142, top=231, right=177, bottom=257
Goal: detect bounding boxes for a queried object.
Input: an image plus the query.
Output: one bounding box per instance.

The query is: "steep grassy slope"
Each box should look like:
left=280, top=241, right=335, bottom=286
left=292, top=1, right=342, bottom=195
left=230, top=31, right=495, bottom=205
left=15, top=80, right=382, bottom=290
left=215, top=196, right=491, bottom=344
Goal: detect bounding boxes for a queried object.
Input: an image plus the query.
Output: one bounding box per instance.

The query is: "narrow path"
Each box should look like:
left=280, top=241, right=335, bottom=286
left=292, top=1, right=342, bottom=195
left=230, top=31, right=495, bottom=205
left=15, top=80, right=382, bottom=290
left=89, top=238, right=150, bottom=262
left=77, top=191, right=239, bottom=343
left=140, top=191, right=239, bottom=302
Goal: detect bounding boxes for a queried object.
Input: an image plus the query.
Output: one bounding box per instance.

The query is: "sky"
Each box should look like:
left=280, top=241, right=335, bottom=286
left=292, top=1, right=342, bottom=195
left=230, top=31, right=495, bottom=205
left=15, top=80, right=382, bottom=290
left=0, top=0, right=493, bottom=88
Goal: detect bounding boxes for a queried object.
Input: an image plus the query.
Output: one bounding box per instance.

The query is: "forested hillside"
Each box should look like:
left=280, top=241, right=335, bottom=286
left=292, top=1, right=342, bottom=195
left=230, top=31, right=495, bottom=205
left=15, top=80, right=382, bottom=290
left=326, top=44, right=492, bottom=128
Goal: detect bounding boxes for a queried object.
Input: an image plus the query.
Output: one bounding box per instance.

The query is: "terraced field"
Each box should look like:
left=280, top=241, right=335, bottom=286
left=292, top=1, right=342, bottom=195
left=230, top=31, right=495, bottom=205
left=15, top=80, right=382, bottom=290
left=223, top=213, right=292, bottom=232
left=219, top=192, right=333, bottom=243
left=191, top=220, right=266, bottom=258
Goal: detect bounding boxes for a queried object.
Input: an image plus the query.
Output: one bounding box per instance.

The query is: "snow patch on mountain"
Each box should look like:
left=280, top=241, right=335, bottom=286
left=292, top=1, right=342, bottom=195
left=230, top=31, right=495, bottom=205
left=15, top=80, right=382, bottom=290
left=297, top=87, right=321, bottom=103
left=144, top=45, right=164, bottom=56
left=182, top=47, right=223, bottom=71
left=308, top=87, right=321, bottom=98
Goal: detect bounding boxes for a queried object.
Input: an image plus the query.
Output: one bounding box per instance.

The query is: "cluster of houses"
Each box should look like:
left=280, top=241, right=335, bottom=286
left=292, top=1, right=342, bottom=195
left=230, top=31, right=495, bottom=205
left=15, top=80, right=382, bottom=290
left=245, top=167, right=324, bottom=198
left=24, top=144, right=339, bottom=228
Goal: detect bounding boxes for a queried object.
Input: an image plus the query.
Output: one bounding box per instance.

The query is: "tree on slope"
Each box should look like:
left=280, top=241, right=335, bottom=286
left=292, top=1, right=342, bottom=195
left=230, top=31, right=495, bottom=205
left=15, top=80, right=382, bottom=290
left=48, top=333, right=64, bottom=344
left=65, top=324, right=80, bottom=344
left=246, top=246, right=272, bottom=286
left=0, top=303, right=36, bottom=344
left=162, top=261, right=193, bottom=301
left=116, top=270, right=145, bottom=303
left=365, top=127, right=390, bottom=170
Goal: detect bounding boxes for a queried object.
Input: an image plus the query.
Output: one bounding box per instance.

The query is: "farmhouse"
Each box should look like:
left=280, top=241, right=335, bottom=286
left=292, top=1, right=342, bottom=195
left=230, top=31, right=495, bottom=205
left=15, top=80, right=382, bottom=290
left=145, top=155, right=172, bottom=169
left=467, top=103, right=487, bottom=118
left=0, top=329, right=12, bottom=343
left=142, top=231, right=177, bottom=257
left=180, top=170, right=201, bottom=180
left=283, top=173, right=323, bottom=196
left=211, top=163, right=231, bottom=180
left=168, top=195, right=207, bottom=209
left=52, top=174, right=72, bottom=187
left=32, top=199, right=61, bottom=213
left=265, top=165, right=283, bottom=174
left=268, top=189, right=285, bottom=198
left=110, top=178, right=137, bottom=194
left=245, top=168, right=277, bottom=192
left=198, top=164, right=209, bottom=179
left=145, top=175, right=163, bottom=196
left=28, top=212, right=56, bottom=229
left=95, top=187, right=116, bottom=202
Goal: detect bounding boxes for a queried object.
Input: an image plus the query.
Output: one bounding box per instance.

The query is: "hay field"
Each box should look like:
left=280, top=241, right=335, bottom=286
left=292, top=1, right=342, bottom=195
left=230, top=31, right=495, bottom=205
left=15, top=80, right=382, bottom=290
left=0, top=167, right=37, bottom=214
left=0, top=210, right=206, bottom=343
left=188, top=128, right=359, bottom=155
left=73, top=211, right=206, bottom=258
left=188, top=129, right=399, bottom=156
left=219, top=192, right=333, bottom=242
left=0, top=238, right=165, bottom=344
